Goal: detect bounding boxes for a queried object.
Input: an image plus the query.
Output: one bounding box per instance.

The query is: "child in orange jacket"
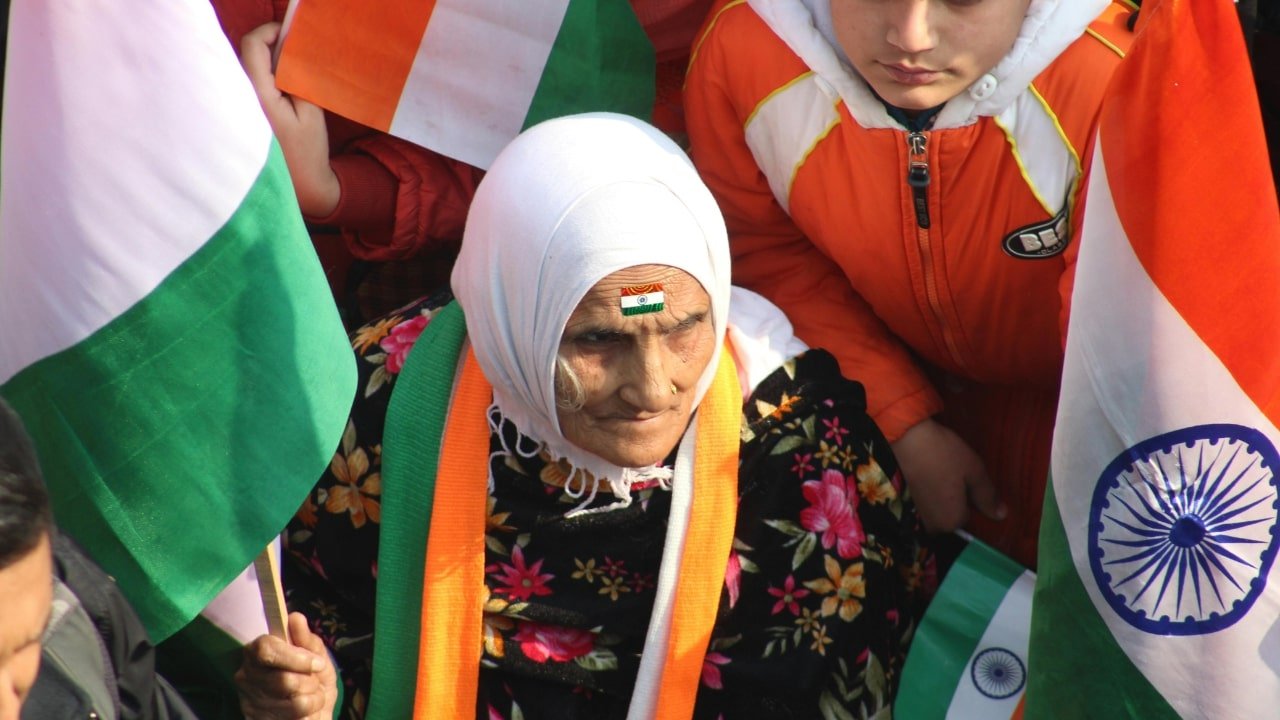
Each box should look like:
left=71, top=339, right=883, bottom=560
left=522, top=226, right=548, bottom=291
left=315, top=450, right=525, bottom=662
left=685, top=0, right=1134, bottom=567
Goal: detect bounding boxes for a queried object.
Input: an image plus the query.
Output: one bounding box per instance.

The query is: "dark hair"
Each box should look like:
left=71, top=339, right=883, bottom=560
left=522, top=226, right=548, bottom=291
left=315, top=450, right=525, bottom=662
left=0, top=398, right=52, bottom=569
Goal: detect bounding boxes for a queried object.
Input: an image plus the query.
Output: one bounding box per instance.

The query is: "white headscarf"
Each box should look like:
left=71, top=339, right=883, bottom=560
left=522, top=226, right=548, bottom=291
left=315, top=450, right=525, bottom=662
left=451, top=112, right=732, bottom=492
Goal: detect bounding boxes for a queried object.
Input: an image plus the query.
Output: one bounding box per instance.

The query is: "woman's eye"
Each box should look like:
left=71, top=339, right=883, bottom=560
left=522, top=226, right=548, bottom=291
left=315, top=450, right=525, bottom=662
left=576, top=330, right=624, bottom=345
left=669, top=313, right=706, bottom=334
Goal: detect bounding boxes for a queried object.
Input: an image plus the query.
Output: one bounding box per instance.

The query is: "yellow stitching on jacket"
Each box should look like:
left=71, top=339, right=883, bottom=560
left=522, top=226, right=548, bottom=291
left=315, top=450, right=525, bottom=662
left=1086, top=27, right=1127, bottom=58
left=788, top=101, right=844, bottom=200
left=687, top=0, right=749, bottom=74
left=744, top=71, right=816, bottom=129
left=1029, top=82, right=1084, bottom=210
left=993, top=114, right=1057, bottom=216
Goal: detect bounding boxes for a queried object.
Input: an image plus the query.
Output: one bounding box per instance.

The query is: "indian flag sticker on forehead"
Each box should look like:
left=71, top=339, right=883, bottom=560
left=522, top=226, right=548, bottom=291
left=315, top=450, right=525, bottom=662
left=620, top=284, right=665, bottom=316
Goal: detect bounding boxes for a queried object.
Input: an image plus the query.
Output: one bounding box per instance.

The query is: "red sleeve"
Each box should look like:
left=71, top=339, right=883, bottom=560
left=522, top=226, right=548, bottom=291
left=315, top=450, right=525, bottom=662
left=209, top=1, right=484, bottom=263
left=311, top=134, right=483, bottom=262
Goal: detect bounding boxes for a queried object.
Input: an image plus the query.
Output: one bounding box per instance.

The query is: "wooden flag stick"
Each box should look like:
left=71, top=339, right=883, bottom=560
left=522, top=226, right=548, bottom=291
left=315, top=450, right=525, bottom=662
left=254, top=543, right=291, bottom=643
left=272, top=0, right=302, bottom=71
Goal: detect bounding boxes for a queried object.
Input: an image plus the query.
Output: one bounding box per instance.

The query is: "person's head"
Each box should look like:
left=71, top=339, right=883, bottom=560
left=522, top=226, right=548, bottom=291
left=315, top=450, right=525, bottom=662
left=453, top=113, right=730, bottom=476
left=0, top=400, right=53, bottom=719
left=829, top=0, right=1032, bottom=111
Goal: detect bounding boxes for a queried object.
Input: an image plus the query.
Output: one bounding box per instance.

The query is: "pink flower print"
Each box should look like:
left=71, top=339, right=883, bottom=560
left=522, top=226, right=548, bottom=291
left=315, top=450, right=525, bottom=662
left=379, top=314, right=431, bottom=375
left=629, top=572, right=655, bottom=594
left=791, top=452, right=815, bottom=477
left=800, top=469, right=865, bottom=559
left=701, top=652, right=730, bottom=689
left=821, top=416, right=850, bottom=442
left=488, top=705, right=505, bottom=720
left=513, top=622, right=595, bottom=663
left=724, top=550, right=742, bottom=608
left=601, top=556, right=627, bottom=578
left=489, top=545, right=554, bottom=601
left=767, top=575, right=811, bottom=616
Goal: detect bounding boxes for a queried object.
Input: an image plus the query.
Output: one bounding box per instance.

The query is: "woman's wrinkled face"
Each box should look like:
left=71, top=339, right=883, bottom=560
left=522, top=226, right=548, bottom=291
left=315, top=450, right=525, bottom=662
left=556, top=265, right=716, bottom=468
left=831, top=0, right=1031, bottom=111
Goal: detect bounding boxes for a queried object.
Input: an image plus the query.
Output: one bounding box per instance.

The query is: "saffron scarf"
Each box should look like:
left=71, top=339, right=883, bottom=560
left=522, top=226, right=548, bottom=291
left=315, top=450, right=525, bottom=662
left=409, top=340, right=741, bottom=719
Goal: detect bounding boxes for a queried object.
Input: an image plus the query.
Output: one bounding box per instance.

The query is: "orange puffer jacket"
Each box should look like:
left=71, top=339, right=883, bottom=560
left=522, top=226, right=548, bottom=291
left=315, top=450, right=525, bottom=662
left=686, top=0, right=1134, bottom=566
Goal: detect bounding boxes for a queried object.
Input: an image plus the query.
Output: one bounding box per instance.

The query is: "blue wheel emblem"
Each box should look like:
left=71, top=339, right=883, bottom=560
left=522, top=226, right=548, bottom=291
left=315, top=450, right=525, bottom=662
left=1089, top=424, right=1280, bottom=635
left=969, top=647, right=1026, bottom=699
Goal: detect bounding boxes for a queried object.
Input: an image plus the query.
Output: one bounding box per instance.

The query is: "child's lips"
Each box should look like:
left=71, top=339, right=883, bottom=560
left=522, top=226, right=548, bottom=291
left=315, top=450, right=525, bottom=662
left=882, top=63, right=942, bottom=85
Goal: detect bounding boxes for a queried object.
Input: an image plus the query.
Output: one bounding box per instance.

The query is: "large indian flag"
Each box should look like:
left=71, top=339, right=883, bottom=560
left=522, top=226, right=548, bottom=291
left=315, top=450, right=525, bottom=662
left=273, top=0, right=655, bottom=170
left=1027, top=0, right=1280, bottom=717
left=0, top=0, right=355, bottom=646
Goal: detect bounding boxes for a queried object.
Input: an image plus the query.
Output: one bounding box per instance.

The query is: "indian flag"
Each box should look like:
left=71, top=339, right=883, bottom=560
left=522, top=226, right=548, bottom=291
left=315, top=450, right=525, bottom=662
left=898, top=538, right=1033, bottom=719
left=0, top=0, right=355, bottom=653
left=274, top=0, right=655, bottom=170
left=621, top=284, right=667, bottom=316
left=1027, top=0, right=1280, bottom=717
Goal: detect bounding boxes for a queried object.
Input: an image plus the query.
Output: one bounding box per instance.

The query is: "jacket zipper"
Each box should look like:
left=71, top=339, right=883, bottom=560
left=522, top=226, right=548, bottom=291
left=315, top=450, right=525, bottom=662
left=907, top=132, right=930, bottom=229
left=905, top=131, right=966, bottom=370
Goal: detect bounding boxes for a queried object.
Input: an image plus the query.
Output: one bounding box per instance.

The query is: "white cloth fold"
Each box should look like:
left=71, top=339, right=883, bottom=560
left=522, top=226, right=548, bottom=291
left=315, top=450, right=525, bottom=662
left=453, top=112, right=732, bottom=487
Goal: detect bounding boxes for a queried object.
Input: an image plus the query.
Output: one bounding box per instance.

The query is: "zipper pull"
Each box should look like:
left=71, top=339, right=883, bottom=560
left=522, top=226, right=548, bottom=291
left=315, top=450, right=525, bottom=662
left=907, top=131, right=930, bottom=229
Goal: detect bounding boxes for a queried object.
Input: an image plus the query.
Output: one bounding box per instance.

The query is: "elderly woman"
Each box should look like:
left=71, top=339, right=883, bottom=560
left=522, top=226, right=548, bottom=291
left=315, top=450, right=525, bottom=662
left=236, top=114, right=931, bottom=720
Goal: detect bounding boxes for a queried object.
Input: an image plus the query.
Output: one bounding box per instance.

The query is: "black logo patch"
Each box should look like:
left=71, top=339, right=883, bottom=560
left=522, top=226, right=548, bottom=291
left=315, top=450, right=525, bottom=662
left=1002, top=203, right=1071, bottom=259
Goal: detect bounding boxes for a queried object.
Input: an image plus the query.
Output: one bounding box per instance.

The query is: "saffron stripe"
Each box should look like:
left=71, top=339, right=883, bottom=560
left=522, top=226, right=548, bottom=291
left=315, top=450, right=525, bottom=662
left=413, top=349, right=492, bottom=718
left=1104, top=0, right=1280, bottom=419
left=275, top=0, right=437, bottom=132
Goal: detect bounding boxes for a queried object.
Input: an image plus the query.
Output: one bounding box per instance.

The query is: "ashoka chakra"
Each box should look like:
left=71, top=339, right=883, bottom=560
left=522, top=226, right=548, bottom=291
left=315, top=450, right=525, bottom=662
left=970, top=647, right=1026, bottom=700
left=1088, top=424, right=1280, bottom=635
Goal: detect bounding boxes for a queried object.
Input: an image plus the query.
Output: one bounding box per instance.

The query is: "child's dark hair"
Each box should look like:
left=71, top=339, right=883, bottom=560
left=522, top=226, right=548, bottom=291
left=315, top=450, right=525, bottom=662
left=0, top=398, right=52, bottom=569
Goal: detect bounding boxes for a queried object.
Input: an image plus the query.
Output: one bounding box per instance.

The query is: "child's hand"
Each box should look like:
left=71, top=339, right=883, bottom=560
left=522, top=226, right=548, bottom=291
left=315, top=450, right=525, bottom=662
left=239, top=22, right=341, bottom=219
left=234, top=613, right=338, bottom=720
left=891, top=418, right=1006, bottom=532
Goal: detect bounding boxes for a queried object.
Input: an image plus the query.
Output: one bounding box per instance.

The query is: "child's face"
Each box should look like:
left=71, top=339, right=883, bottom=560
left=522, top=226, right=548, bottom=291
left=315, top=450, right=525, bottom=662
left=831, top=0, right=1032, bottom=111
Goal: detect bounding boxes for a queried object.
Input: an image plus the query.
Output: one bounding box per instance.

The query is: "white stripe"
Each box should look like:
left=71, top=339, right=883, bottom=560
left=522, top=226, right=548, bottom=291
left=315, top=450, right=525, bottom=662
left=992, top=90, right=1079, bottom=217
left=946, top=571, right=1034, bottom=719
left=0, top=0, right=272, bottom=385
left=201, top=538, right=281, bottom=645
left=628, top=420, right=698, bottom=720
left=621, top=292, right=665, bottom=309
left=389, top=0, right=571, bottom=170
left=1053, top=136, right=1280, bottom=720
left=743, top=73, right=840, bottom=214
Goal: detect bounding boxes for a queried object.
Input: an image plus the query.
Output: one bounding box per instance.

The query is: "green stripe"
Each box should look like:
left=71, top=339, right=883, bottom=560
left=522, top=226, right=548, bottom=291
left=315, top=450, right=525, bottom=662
left=897, top=538, right=1024, bottom=719
left=0, top=142, right=355, bottom=642
left=522, top=0, right=655, bottom=130
left=367, top=301, right=466, bottom=720
left=1025, top=487, right=1177, bottom=718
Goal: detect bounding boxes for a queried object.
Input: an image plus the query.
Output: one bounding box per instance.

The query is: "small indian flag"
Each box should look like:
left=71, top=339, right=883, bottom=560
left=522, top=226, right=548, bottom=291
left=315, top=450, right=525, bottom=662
left=897, top=538, right=1032, bottom=720
left=621, top=284, right=666, bottom=316
left=274, top=0, right=655, bottom=170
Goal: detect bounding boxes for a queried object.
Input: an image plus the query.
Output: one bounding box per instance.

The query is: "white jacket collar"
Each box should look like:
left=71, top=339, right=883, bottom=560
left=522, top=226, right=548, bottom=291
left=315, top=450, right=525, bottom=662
left=748, top=0, right=1110, bottom=129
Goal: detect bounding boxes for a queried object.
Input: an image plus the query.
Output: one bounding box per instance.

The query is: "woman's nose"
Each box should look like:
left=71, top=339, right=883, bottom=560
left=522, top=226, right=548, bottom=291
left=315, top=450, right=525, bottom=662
left=619, top=342, right=673, bottom=411
left=887, top=0, right=937, bottom=55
